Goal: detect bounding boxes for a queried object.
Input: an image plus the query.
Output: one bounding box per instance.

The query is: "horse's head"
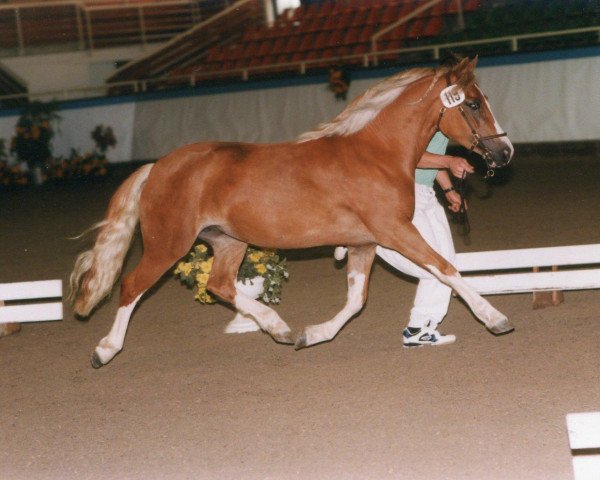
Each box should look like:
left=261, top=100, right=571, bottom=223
left=436, top=56, right=514, bottom=170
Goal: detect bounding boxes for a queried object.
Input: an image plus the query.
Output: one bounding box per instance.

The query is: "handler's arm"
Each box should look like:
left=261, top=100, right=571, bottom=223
left=436, top=170, right=465, bottom=213
left=417, top=152, right=474, bottom=178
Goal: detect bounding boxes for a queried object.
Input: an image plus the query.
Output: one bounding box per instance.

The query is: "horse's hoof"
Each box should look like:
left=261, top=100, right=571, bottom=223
left=489, top=318, right=515, bottom=335
left=272, top=331, right=294, bottom=345
left=294, top=332, right=308, bottom=350
left=90, top=352, right=104, bottom=369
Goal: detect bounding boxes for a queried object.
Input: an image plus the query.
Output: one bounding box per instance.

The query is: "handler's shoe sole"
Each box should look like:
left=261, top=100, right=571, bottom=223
left=402, top=326, right=456, bottom=348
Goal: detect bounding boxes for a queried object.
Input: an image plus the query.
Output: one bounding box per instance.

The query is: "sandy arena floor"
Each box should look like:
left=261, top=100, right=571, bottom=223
left=1, top=147, right=599, bottom=480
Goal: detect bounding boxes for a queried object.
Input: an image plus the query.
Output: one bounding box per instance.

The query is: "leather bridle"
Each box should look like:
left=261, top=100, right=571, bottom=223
left=435, top=72, right=510, bottom=237
left=436, top=75, right=509, bottom=178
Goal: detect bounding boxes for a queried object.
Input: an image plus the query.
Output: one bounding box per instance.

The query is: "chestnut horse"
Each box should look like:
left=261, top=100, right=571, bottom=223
left=71, top=57, right=514, bottom=368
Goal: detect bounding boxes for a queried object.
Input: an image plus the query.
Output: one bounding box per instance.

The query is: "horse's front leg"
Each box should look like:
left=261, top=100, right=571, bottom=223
left=295, top=244, right=376, bottom=349
left=378, top=221, right=514, bottom=335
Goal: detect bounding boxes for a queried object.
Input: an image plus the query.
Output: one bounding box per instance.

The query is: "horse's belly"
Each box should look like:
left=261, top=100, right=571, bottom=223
left=222, top=216, right=371, bottom=250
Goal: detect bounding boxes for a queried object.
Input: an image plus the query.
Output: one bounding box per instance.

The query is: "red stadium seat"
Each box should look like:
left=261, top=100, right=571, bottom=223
left=406, top=19, right=425, bottom=39
left=283, top=34, right=303, bottom=53
left=423, top=16, right=443, bottom=37
left=298, top=33, right=316, bottom=52
left=343, top=27, right=361, bottom=46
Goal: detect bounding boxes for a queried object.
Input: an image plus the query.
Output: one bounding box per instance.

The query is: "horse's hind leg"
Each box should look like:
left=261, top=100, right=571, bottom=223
left=91, top=251, right=184, bottom=368
left=200, top=229, right=294, bottom=345
left=92, top=222, right=199, bottom=368
left=295, top=244, right=376, bottom=349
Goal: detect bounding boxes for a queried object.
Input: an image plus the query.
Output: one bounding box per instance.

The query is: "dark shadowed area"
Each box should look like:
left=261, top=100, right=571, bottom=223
left=1, top=145, right=599, bottom=480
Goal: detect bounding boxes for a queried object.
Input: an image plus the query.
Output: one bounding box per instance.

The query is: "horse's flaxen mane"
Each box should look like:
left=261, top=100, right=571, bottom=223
left=297, top=67, right=438, bottom=142
left=297, top=62, right=475, bottom=143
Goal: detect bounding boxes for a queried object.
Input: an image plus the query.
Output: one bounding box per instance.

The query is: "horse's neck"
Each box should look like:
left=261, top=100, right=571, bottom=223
left=353, top=94, right=441, bottom=173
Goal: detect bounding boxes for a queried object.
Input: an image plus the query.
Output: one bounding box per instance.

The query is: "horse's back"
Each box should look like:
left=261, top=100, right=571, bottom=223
left=137, top=139, right=371, bottom=247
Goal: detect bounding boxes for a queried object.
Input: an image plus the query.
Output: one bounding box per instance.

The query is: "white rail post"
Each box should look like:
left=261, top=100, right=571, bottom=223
left=14, top=7, right=24, bottom=55
left=532, top=265, right=564, bottom=309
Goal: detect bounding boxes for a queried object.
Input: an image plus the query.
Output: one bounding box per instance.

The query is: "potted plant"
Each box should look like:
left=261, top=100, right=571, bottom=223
left=91, top=125, right=116, bottom=155
left=10, top=101, right=60, bottom=185
left=174, top=243, right=289, bottom=333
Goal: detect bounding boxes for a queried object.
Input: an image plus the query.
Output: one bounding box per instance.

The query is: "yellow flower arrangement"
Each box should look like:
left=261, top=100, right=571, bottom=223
left=174, top=242, right=288, bottom=304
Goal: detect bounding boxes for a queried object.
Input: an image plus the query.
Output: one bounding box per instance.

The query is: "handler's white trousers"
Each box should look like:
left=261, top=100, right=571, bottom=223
left=375, top=184, right=456, bottom=329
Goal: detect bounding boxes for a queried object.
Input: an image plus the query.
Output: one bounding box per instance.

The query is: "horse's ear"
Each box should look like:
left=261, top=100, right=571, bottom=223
left=450, top=56, right=470, bottom=77
left=456, top=55, right=478, bottom=73
left=468, top=55, right=479, bottom=71
left=452, top=56, right=477, bottom=87
left=456, top=56, right=470, bottom=70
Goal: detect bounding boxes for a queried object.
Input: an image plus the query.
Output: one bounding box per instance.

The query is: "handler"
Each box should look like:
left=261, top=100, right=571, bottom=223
left=376, top=131, right=473, bottom=347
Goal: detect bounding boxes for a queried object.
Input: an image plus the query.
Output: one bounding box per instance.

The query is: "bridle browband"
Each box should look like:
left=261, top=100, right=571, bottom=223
left=436, top=72, right=509, bottom=179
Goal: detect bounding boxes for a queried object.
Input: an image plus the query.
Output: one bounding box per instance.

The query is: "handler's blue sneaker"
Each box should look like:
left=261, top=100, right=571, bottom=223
left=402, top=326, right=456, bottom=347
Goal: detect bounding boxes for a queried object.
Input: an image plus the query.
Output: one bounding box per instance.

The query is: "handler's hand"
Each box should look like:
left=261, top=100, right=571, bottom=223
left=446, top=156, right=474, bottom=178
left=445, top=189, right=465, bottom=213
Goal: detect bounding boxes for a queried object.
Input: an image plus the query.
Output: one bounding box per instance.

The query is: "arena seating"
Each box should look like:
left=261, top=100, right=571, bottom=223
left=150, top=0, right=598, bottom=88
left=2, top=0, right=596, bottom=95
left=441, top=0, right=599, bottom=52
left=164, top=0, right=478, bottom=82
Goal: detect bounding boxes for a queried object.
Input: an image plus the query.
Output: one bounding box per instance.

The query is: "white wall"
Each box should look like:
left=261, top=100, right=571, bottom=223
left=56, top=103, right=135, bottom=162
left=0, top=50, right=598, bottom=163
left=477, top=56, right=600, bottom=143
left=0, top=101, right=134, bottom=163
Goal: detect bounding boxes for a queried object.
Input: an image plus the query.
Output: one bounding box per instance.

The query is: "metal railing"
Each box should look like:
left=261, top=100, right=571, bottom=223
left=0, top=0, right=232, bottom=56
left=107, top=0, right=261, bottom=83
left=0, top=25, right=598, bottom=105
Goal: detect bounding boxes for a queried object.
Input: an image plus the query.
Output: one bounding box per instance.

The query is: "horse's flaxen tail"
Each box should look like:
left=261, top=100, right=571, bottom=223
left=69, top=163, right=154, bottom=317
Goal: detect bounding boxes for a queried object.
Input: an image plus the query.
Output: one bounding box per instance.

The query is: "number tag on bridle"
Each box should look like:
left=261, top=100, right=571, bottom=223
left=440, top=85, right=465, bottom=108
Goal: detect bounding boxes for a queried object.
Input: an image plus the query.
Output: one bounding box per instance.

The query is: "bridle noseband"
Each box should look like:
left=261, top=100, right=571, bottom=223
left=436, top=75, right=509, bottom=179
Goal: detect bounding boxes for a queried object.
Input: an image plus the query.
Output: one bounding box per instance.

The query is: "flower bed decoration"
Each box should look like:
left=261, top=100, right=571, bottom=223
left=48, top=148, right=108, bottom=180
left=0, top=121, right=115, bottom=187
left=174, top=243, right=289, bottom=305
left=47, top=125, right=114, bottom=180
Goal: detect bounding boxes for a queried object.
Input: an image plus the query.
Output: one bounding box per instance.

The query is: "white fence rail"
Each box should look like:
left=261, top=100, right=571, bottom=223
left=455, top=244, right=600, bottom=295
left=0, top=280, right=63, bottom=324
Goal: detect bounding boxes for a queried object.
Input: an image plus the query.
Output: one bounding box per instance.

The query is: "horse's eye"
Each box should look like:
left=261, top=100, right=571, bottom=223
left=467, top=99, right=481, bottom=111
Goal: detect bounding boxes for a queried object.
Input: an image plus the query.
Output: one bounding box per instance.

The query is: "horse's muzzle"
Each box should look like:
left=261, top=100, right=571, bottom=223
left=482, top=137, right=514, bottom=169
